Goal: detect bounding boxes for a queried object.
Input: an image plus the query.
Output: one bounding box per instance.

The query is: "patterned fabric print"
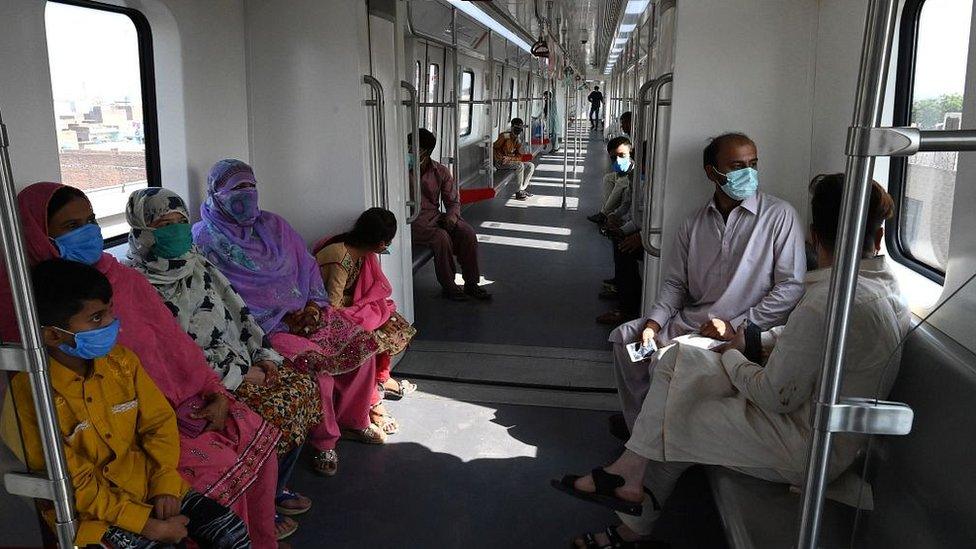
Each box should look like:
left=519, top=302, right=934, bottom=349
left=372, top=311, right=417, bottom=356
left=100, top=490, right=250, bottom=549
left=125, top=188, right=283, bottom=393
left=339, top=252, right=362, bottom=307
left=196, top=420, right=278, bottom=507
left=235, top=363, right=322, bottom=455
left=296, top=305, right=379, bottom=376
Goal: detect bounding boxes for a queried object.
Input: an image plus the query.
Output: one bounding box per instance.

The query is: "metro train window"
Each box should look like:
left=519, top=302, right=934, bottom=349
left=45, top=0, right=160, bottom=242
left=508, top=78, right=516, bottom=122
left=459, top=70, right=474, bottom=137
left=426, top=63, right=439, bottom=130
left=889, top=0, right=972, bottom=279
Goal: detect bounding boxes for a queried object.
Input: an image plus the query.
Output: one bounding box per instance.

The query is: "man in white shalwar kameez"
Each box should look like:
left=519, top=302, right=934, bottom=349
left=557, top=175, right=909, bottom=548
left=611, top=133, right=807, bottom=431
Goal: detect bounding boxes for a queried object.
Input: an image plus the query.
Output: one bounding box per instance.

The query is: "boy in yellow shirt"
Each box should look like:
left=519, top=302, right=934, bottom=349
left=11, top=259, right=250, bottom=548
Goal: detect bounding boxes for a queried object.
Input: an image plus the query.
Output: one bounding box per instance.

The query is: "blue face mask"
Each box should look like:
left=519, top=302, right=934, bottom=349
left=54, top=223, right=104, bottom=265
left=54, top=318, right=120, bottom=359
left=613, top=157, right=631, bottom=174
left=715, top=167, right=759, bottom=201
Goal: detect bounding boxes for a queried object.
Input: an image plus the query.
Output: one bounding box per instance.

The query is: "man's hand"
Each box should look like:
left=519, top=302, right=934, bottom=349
left=639, top=320, right=662, bottom=350
left=191, top=393, right=229, bottom=432
left=141, top=516, right=189, bottom=543
left=152, top=494, right=181, bottom=520
left=716, top=326, right=747, bottom=355
left=618, top=232, right=643, bottom=254
left=438, top=215, right=458, bottom=232
left=699, top=318, right=735, bottom=341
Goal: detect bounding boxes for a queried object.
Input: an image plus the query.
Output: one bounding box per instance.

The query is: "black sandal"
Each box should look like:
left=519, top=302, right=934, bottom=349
left=551, top=468, right=643, bottom=516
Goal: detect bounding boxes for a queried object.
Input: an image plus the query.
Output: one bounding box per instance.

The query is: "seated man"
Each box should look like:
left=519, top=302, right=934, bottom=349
left=493, top=118, right=536, bottom=200
left=553, top=174, right=909, bottom=547
left=12, top=259, right=250, bottom=548
left=409, top=128, right=491, bottom=301
left=610, top=132, right=806, bottom=430
left=588, top=136, right=634, bottom=225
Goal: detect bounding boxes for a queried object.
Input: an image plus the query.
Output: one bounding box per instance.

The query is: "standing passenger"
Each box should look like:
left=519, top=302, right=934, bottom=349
left=587, top=85, right=605, bottom=130
left=410, top=129, right=492, bottom=301
left=125, top=188, right=323, bottom=539
left=314, top=208, right=418, bottom=435
left=193, top=160, right=382, bottom=478
left=493, top=118, right=536, bottom=200
left=0, top=183, right=281, bottom=548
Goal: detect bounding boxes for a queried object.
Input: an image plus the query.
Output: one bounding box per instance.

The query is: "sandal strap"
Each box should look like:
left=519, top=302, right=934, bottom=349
left=582, top=533, right=604, bottom=549
left=591, top=467, right=625, bottom=497
left=603, top=526, right=628, bottom=548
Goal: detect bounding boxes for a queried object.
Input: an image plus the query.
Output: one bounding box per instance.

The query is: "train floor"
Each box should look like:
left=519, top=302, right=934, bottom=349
left=411, top=127, right=618, bottom=352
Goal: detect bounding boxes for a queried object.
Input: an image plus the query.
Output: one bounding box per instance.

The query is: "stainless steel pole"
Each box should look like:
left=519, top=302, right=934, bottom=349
left=562, top=81, right=570, bottom=210
left=795, top=1, right=899, bottom=547
left=451, top=7, right=461, bottom=184
left=573, top=86, right=580, bottom=178
left=0, top=109, right=78, bottom=548
left=487, top=29, right=496, bottom=190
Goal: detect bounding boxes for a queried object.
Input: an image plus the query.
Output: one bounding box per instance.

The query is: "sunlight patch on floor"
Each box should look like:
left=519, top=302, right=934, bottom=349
left=504, top=195, right=579, bottom=209
left=528, top=182, right=580, bottom=189
left=480, top=221, right=572, bottom=236
left=530, top=176, right=582, bottom=183
left=476, top=234, right=569, bottom=251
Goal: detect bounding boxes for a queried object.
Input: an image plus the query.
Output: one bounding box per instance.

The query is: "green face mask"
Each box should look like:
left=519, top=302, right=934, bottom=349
left=152, top=222, right=193, bottom=259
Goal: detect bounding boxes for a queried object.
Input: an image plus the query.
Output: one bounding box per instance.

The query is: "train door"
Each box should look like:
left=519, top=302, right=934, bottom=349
left=366, top=0, right=415, bottom=321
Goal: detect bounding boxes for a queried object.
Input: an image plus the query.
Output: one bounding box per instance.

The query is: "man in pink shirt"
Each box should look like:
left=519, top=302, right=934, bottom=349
left=409, top=128, right=491, bottom=301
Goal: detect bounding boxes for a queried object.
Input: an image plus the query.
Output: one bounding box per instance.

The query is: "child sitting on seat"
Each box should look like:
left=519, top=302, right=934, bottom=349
left=10, top=259, right=249, bottom=548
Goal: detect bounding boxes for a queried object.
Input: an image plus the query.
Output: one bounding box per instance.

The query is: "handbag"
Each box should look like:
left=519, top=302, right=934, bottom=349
left=175, top=395, right=209, bottom=438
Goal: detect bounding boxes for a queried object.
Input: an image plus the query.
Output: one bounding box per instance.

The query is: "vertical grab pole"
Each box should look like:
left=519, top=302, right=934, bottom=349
left=363, top=75, right=389, bottom=209
left=573, top=85, right=580, bottom=178
left=401, top=81, right=422, bottom=223
left=629, top=77, right=653, bottom=227
left=562, top=80, right=570, bottom=210
left=451, top=6, right=461, bottom=184
left=0, top=110, right=78, bottom=547
left=795, top=1, right=899, bottom=547
left=640, top=74, right=672, bottom=254
left=487, top=29, right=495, bottom=190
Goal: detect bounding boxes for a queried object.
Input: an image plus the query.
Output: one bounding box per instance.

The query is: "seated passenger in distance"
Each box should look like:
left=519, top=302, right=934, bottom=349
left=0, top=183, right=280, bottom=548
left=553, top=174, right=909, bottom=548
left=493, top=117, right=536, bottom=200
left=619, top=111, right=632, bottom=138
left=588, top=136, right=634, bottom=225
left=409, top=128, right=491, bottom=301
left=13, top=259, right=250, bottom=549
left=609, top=132, right=806, bottom=434
left=193, top=160, right=383, bottom=478
left=125, top=187, right=322, bottom=539
left=313, top=207, right=419, bottom=435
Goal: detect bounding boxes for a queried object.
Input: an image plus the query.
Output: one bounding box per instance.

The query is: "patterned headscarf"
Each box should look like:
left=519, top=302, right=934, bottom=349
left=192, top=160, right=328, bottom=333
left=126, top=187, right=282, bottom=390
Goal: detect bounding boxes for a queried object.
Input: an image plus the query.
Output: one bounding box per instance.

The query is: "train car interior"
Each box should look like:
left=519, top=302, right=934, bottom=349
left=0, top=0, right=975, bottom=547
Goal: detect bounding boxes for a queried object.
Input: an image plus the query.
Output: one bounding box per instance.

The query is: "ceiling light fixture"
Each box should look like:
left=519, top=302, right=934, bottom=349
left=445, top=0, right=532, bottom=52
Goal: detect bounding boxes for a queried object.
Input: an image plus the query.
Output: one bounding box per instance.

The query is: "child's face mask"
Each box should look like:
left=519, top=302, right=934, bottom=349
left=52, top=318, right=121, bottom=359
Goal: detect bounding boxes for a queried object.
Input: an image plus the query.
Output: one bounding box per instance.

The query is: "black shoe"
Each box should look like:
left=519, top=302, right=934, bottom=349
left=514, top=191, right=529, bottom=201
left=609, top=413, right=630, bottom=442
left=441, top=287, right=469, bottom=301
left=587, top=212, right=607, bottom=224
left=464, top=284, right=492, bottom=301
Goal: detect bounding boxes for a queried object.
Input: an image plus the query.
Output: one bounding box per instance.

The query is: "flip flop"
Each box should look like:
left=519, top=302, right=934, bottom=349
left=383, top=379, right=417, bottom=401
left=551, top=468, right=645, bottom=516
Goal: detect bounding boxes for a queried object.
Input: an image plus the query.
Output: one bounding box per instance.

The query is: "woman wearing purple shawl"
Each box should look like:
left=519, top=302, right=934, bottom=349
left=193, top=159, right=383, bottom=476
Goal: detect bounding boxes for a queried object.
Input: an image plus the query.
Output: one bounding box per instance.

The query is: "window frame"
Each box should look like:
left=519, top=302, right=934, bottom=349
left=508, top=77, right=516, bottom=122
left=887, top=0, right=954, bottom=283
left=426, top=62, right=440, bottom=132
left=459, top=69, right=474, bottom=137
left=48, top=0, right=161, bottom=248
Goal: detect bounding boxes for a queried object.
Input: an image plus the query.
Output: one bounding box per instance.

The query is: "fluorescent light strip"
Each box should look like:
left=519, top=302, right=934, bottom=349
left=625, top=0, right=651, bottom=14
left=445, top=0, right=531, bottom=52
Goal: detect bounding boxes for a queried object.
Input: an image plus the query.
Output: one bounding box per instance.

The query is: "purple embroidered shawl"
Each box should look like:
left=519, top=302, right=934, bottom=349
left=192, top=159, right=328, bottom=333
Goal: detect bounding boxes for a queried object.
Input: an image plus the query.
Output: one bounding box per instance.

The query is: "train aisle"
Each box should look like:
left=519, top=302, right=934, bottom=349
left=412, top=127, right=617, bottom=352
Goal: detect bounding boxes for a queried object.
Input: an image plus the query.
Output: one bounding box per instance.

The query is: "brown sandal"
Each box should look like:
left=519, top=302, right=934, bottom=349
left=370, top=405, right=400, bottom=435
left=341, top=424, right=387, bottom=445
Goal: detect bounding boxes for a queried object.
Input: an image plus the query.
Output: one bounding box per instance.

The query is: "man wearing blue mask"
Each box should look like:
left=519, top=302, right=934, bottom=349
left=608, top=132, right=807, bottom=437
